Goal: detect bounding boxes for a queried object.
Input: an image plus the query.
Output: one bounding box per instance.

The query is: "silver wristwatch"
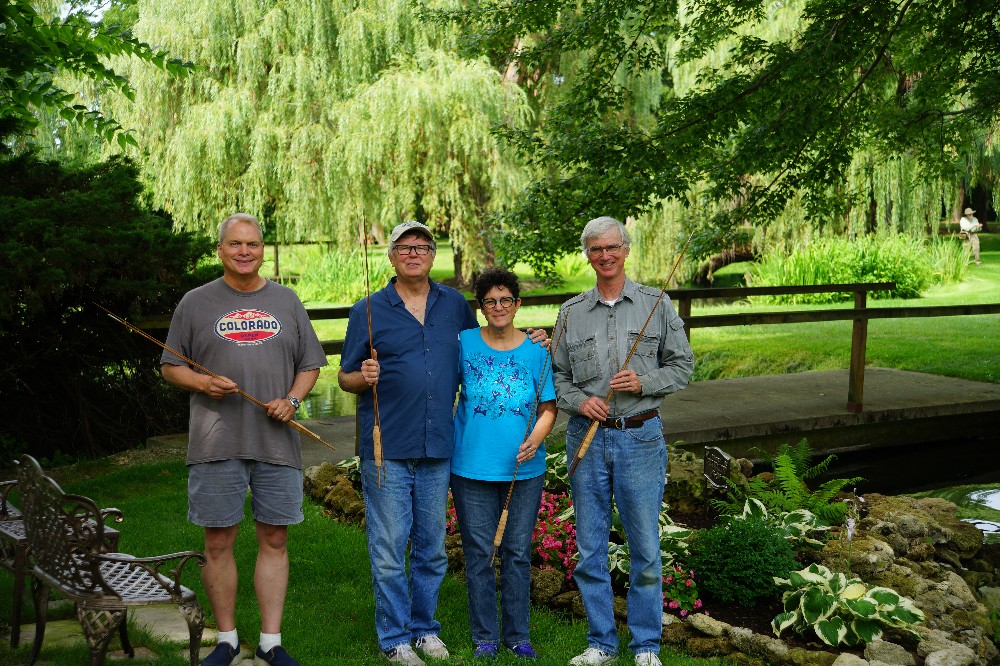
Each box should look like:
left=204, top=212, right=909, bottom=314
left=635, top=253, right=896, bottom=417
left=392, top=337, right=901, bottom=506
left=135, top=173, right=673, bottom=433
left=286, top=395, right=301, bottom=410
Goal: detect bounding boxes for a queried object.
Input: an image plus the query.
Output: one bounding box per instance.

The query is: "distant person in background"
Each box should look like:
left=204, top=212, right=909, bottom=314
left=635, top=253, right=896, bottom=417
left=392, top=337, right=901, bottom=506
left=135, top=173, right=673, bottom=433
left=162, top=212, right=327, bottom=666
left=451, top=267, right=557, bottom=660
left=960, top=207, right=983, bottom=265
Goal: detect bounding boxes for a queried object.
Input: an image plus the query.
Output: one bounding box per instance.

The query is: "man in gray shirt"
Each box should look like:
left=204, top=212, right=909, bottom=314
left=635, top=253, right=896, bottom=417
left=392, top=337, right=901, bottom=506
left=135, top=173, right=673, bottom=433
left=552, top=216, right=694, bottom=666
left=162, top=213, right=327, bottom=666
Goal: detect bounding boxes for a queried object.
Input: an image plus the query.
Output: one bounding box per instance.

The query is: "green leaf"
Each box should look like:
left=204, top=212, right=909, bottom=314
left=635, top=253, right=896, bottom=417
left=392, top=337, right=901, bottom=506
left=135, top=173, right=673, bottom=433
left=868, top=588, right=901, bottom=607
left=843, top=597, right=877, bottom=617
left=851, top=618, right=883, bottom=643
left=800, top=587, right=834, bottom=624
left=815, top=616, right=847, bottom=646
left=887, top=607, right=924, bottom=625
left=772, top=611, right=797, bottom=635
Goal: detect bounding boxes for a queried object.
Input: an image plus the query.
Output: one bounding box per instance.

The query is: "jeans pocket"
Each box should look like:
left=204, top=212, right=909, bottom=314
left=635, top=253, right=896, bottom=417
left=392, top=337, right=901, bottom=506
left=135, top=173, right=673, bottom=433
left=625, top=418, right=663, bottom=446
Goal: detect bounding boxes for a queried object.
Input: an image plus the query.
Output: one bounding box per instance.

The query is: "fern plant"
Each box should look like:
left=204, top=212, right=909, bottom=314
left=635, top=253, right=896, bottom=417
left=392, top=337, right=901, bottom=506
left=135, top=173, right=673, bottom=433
left=714, top=439, right=862, bottom=525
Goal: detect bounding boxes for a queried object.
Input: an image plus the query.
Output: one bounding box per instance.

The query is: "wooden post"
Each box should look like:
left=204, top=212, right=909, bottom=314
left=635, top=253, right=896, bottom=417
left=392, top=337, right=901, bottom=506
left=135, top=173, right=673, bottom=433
left=847, top=289, right=868, bottom=413
left=677, top=297, right=692, bottom=341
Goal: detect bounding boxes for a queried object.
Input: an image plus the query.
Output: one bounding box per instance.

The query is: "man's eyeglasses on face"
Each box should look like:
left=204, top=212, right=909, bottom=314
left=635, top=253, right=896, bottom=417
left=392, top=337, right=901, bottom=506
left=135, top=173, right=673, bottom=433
left=481, top=297, right=516, bottom=310
left=393, top=244, right=435, bottom=256
left=586, top=243, right=625, bottom=257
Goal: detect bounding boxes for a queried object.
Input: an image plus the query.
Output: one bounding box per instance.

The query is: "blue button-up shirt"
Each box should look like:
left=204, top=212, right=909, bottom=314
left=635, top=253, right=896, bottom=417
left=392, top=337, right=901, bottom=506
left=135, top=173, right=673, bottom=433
left=341, top=277, right=478, bottom=460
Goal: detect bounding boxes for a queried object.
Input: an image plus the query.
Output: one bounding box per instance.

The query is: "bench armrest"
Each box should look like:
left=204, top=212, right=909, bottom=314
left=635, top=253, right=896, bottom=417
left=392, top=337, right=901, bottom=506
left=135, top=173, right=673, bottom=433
left=0, top=480, right=18, bottom=519
left=96, top=551, right=206, bottom=597
left=99, top=507, right=125, bottom=525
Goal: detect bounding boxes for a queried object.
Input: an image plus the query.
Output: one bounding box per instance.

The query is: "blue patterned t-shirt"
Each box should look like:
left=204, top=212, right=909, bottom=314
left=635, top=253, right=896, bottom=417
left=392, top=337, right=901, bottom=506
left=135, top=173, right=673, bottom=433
left=452, top=328, right=556, bottom=481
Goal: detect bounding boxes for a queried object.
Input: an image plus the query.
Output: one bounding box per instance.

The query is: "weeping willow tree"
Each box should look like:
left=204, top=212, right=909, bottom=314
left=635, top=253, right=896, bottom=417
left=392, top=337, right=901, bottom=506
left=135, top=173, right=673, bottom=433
left=106, top=0, right=532, bottom=283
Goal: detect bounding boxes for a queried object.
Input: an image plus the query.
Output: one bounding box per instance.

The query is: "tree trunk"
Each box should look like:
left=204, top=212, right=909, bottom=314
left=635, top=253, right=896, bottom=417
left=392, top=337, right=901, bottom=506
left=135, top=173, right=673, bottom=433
left=691, top=244, right=757, bottom=285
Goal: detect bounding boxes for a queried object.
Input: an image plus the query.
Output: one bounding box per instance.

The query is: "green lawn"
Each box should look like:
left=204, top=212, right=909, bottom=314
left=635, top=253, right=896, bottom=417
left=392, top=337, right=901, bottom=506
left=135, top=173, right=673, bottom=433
left=0, top=453, right=731, bottom=666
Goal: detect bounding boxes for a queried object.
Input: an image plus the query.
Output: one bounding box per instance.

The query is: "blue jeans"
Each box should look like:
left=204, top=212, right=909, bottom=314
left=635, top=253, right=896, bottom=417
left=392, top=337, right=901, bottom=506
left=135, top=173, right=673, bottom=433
left=450, top=473, right=544, bottom=648
left=362, top=457, right=450, bottom=652
left=567, top=415, right=666, bottom=656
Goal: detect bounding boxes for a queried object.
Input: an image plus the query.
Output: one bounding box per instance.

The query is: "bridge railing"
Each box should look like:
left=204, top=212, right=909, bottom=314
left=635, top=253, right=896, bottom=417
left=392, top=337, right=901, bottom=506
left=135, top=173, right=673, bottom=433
left=144, top=281, right=1000, bottom=413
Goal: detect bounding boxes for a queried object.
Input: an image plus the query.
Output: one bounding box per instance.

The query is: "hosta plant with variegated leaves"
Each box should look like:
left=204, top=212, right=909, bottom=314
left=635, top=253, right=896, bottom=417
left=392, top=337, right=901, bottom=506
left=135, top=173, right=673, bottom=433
left=734, top=498, right=829, bottom=550
left=772, top=563, right=925, bottom=647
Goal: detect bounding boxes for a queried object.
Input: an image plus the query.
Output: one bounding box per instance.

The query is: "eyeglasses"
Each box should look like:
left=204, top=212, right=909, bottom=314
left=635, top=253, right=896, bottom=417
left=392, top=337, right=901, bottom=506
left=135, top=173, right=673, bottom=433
left=393, top=243, right=435, bottom=256
left=481, top=297, right=517, bottom=309
left=586, top=243, right=625, bottom=257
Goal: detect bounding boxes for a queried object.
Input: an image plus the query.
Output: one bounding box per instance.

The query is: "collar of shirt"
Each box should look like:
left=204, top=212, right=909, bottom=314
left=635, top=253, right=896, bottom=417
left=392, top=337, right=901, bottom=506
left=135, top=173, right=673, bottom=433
left=581, top=277, right=640, bottom=310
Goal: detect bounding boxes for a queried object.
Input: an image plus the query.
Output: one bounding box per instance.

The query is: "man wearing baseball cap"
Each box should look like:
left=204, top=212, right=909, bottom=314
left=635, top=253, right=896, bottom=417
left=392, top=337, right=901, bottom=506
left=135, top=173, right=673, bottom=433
left=340, top=221, right=546, bottom=665
left=959, top=207, right=983, bottom=265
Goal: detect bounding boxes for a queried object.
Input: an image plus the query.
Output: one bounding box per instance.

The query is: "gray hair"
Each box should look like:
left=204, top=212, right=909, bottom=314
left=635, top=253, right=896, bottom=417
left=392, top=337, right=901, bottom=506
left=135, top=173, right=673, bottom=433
left=218, top=213, right=263, bottom=244
left=580, top=216, right=631, bottom=255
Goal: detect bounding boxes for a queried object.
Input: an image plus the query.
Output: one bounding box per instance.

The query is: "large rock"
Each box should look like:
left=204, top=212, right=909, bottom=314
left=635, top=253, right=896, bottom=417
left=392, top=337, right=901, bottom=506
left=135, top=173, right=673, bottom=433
left=864, top=640, right=915, bottom=665
left=924, top=644, right=977, bottom=666
left=304, top=462, right=339, bottom=500
left=530, top=566, right=564, bottom=605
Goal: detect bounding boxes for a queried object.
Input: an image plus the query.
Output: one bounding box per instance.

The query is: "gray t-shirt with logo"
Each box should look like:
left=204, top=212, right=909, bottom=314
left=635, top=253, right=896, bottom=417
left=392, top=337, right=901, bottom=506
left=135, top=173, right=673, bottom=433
left=161, top=278, right=328, bottom=468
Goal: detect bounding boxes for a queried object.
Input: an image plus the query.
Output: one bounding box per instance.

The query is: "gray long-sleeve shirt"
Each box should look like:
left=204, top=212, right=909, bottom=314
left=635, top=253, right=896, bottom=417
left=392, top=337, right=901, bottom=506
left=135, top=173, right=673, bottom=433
left=552, top=277, right=695, bottom=418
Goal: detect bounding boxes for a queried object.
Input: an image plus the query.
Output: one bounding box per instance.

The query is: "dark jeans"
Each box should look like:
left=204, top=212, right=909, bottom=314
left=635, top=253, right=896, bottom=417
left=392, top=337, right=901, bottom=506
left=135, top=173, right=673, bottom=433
left=451, top=473, right=544, bottom=647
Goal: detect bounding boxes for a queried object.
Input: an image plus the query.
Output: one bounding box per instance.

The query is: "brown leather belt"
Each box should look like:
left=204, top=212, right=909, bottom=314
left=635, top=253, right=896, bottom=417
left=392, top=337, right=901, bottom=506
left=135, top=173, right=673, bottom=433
left=597, top=410, right=659, bottom=430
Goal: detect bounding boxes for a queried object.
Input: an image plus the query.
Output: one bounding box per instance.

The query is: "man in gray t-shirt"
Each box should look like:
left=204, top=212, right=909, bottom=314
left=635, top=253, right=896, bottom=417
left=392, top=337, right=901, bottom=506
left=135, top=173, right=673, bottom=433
left=161, top=213, right=326, bottom=666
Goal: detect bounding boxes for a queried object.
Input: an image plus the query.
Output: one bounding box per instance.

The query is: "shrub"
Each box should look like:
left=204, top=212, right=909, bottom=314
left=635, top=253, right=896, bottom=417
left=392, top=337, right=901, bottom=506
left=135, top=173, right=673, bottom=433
left=290, top=246, right=394, bottom=305
left=715, top=439, right=862, bottom=525
left=748, top=232, right=943, bottom=303
left=0, top=154, right=215, bottom=459
left=687, top=516, right=799, bottom=606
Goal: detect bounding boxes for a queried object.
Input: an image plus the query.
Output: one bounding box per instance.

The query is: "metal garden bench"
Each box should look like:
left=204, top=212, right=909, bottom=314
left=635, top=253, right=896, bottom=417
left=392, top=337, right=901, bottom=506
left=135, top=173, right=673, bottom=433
left=14, top=454, right=206, bottom=666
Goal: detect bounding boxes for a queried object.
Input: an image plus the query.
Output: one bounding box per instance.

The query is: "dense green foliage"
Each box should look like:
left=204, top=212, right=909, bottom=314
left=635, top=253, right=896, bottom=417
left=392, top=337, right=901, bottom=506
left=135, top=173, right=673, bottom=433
left=432, top=0, right=1000, bottom=276
left=687, top=516, right=799, bottom=606
left=0, top=0, right=191, bottom=149
left=0, top=154, right=215, bottom=459
left=748, top=233, right=969, bottom=303
left=287, top=246, right=395, bottom=306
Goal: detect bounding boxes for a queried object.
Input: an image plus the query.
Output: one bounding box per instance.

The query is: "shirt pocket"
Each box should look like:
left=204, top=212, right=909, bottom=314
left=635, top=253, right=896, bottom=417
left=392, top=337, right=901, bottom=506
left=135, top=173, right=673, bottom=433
left=627, top=329, right=659, bottom=361
left=567, top=336, right=599, bottom=384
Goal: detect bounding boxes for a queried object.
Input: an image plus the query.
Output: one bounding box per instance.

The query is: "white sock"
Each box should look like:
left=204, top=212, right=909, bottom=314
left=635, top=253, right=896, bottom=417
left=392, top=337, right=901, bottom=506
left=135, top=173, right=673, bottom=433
left=217, top=629, right=239, bottom=649
left=260, top=632, right=281, bottom=652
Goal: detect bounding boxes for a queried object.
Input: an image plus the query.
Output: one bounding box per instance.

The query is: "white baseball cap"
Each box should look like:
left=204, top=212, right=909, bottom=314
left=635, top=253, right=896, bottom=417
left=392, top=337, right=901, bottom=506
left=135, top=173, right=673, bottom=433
left=389, top=221, right=434, bottom=244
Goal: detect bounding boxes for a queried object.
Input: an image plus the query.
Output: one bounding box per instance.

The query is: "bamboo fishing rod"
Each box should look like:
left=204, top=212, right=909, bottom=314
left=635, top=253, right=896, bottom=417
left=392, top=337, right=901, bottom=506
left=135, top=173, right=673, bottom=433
left=94, top=303, right=336, bottom=452
left=568, top=231, right=695, bottom=476
left=490, top=314, right=568, bottom=567
left=361, top=215, right=385, bottom=487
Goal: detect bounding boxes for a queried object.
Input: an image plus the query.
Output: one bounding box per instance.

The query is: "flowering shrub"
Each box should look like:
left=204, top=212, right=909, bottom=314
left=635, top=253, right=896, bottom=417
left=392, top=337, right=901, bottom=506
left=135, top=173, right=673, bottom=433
left=532, top=490, right=577, bottom=579
left=663, top=567, right=703, bottom=617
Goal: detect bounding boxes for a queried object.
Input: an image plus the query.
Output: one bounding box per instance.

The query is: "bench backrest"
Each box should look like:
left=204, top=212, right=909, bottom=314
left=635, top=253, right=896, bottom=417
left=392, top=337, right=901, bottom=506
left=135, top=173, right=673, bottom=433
left=15, top=454, right=115, bottom=599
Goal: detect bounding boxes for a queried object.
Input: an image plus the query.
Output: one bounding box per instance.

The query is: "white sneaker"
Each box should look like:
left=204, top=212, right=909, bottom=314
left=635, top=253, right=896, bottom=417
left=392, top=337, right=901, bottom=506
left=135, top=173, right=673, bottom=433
left=414, top=635, right=450, bottom=660
left=384, top=644, right=426, bottom=666
left=635, top=652, right=661, bottom=666
left=569, top=647, right=616, bottom=666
